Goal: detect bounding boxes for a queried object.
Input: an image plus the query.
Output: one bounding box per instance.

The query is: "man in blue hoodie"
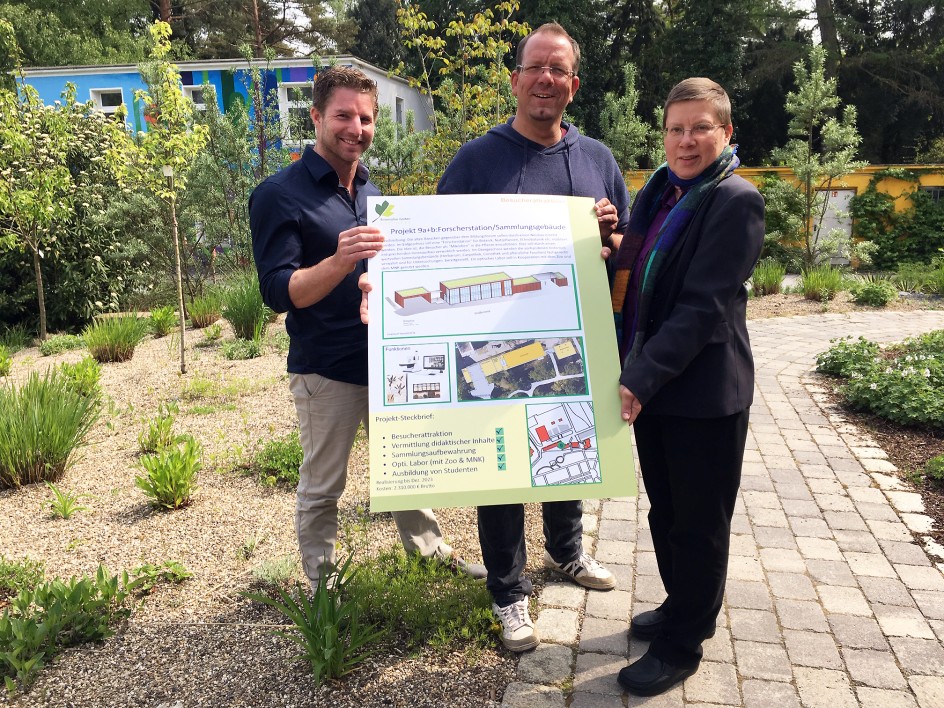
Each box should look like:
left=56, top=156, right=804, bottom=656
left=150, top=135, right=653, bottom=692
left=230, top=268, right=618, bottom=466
left=438, top=22, right=630, bottom=652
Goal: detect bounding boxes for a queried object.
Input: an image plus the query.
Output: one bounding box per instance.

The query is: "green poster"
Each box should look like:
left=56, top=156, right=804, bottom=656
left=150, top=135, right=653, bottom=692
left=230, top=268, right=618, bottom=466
left=367, top=194, right=635, bottom=511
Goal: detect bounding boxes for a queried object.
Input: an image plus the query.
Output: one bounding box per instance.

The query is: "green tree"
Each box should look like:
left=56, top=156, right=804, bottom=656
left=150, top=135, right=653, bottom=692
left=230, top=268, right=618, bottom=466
left=598, top=63, right=652, bottom=170
left=368, top=105, right=431, bottom=195
left=771, top=45, right=866, bottom=268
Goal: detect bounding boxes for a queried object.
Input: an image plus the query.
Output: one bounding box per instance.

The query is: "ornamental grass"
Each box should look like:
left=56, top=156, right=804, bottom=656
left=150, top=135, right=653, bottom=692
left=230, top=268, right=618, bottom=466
left=82, top=314, right=149, bottom=363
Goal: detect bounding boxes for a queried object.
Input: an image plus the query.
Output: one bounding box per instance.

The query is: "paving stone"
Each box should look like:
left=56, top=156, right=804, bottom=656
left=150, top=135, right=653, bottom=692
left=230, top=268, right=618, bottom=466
left=734, top=640, right=793, bottom=681
left=770, top=467, right=803, bottom=484
left=868, top=519, right=917, bottom=543
left=808, top=477, right=843, bottom=494
left=635, top=550, right=660, bottom=575
left=753, top=525, right=800, bottom=549
left=585, top=589, right=631, bottom=621
left=901, top=513, right=935, bottom=534
left=896, top=564, right=944, bottom=592
left=749, top=506, right=790, bottom=528
left=501, top=682, right=565, bottom=708
left=817, top=584, right=871, bottom=615
left=790, top=516, right=833, bottom=539
left=683, top=661, right=739, bottom=705
left=828, top=614, right=890, bottom=650
left=582, top=514, right=599, bottom=535
left=859, top=576, right=916, bottom=606
left=517, top=643, right=574, bottom=684
left=598, top=518, right=634, bottom=542
left=782, top=499, right=823, bottom=518
left=912, top=590, right=944, bottom=620
left=579, top=617, right=628, bottom=655
left=794, top=667, right=859, bottom=708
left=816, top=494, right=857, bottom=513
left=535, top=608, right=580, bottom=644
left=801, top=463, right=835, bottom=479
left=776, top=482, right=814, bottom=500
left=600, top=500, right=634, bottom=520
left=784, top=628, right=844, bottom=668
left=873, top=603, right=937, bottom=639
left=825, top=510, right=870, bottom=531
left=760, top=548, right=807, bottom=573
left=740, top=475, right=775, bottom=492
left=594, top=539, right=633, bottom=565
left=846, top=551, right=899, bottom=578
left=797, top=537, right=843, bottom=560
left=634, top=574, right=667, bottom=604
left=568, top=692, right=626, bottom=708
left=769, top=571, right=817, bottom=600
left=729, top=533, right=758, bottom=558
left=855, top=687, right=918, bottom=708
left=540, top=582, right=586, bottom=609
left=806, top=558, right=858, bottom=586
left=856, top=502, right=902, bottom=522
left=729, top=608, right=781, bottom=643
left=605, top=563, right=634, bottom=593
left=742, top=679, right=801, bottom=708
left=724, top=579, right=773, bottom=610
left=849, top=487, right=888, bottom=505
left=573, top=652, right=624, bottom=696
left=726, top=555, right=765, bottom=582
left=730, top=514, right=752, bottom=535
left=743, top=490, right=782, bottom=509
left=851, top=446, right=888, bottom=459
left=776, top=598, right=829, bottom=631
left=843, top=647, right=908, bottom=689
left=886, top=491, right=925, bottom=513
left=835, top=529, right=883, bottom=553
left=871, top=472, right=909, bottom=490
left=702, top=625, right=734, bottom=663
left=880, top=540, right=934, bottom=567
left=910, top=675, right=944, bottom=708
left=862, top=458, right=898, bottom=473
left=889, top=636, right=944, bottom=674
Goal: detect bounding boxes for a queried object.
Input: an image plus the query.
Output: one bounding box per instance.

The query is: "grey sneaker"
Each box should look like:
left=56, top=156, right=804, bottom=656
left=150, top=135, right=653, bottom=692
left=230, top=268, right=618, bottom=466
left=445, top=555, right=487, bottom=580
left=492, top=598, right=540, bottom=652
left=544, top=550, right=616, bottom=590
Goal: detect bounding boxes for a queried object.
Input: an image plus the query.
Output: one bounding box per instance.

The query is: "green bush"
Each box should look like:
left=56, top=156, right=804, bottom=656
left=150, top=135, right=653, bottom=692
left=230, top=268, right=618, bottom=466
left=0, top=556, right=45, bottom=602
left=187, top=293, right=222, bottom=328
left=853, top=184, right=944, bottom=270
left=253, top=431, right=302, bottom=487
left=849, top=277, right=898, bottom=307
left=148, top=305, right=178, bottom=338
left=816, top=336, right=881, bottom=377
left=925, top=454, right=944, bottom=488
left=0, top=370, right=100, bottom=488
left=800, top=265, right=845, bottom=302
left=39, top=334, right=84, bottom=357
left=244, top=556, right=385, bottom=687
left=135, top=436, right=201, bottom=509
left=221, top=335, right=264, bottom=360
left=221, top=275, right=271, bottom=340
left=58, top=356, right=102, bottom=398
left=0, top=346, right=10, bottom=377
left=138, top=401, right=181, bottom=454
left=751, top=258, right=786, bottom=296
left=83, top=315, right=149, bottom=363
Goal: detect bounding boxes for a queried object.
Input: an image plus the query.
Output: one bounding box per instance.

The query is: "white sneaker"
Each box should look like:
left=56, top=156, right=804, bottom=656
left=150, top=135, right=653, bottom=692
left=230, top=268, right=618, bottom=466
left=544, top=551, right=616, bottom=590
left=492, top=598, right=539, bottom=652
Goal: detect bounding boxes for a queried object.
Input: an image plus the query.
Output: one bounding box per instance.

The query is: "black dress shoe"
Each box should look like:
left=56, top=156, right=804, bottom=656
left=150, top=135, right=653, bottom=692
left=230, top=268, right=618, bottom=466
left=630, top=609, right=716, bottom=640
left=617, top=649, right=698, bottom=696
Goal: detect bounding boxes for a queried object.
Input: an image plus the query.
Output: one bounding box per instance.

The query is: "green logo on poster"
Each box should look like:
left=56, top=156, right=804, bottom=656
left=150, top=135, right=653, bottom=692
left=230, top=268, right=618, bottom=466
left=372, top=200, right=394, bottom=221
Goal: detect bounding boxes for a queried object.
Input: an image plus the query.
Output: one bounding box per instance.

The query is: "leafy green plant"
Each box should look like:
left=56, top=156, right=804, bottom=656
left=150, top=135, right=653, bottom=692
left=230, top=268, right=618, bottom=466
left=82, top=314, right=149, bottom=363
left=849, top=277, right=898, bottom=307
left=816, top=336, right=881, bottom=377
left=127, top=560, right=192, bottom=593
left=187, top=293, right=222, bottom=328
left=251, top=555, right=298, bottom=587
left=44, top=482, right=90, bottom=519
left=221, top=274, right=271, bottom=340
left=269, top=330, right=290, bottom=355
left=0, top=369, right=100, bottom=488
left=0, top=346, right=10, bottom=377
left=58, top=356, right=101, bottom=398
left=0, top=556, right=44, bottom=602
left=252, top=430, right=302, bottom=487
left=197, top=322, right=223, bottom=346
left=925, top=454, right=944, bottom=488
left=148, top=305, right=177, bottom=338
left=221, top=334, right=264, bottom=360
left=39, top=334, right=84, bottom=357
left=134, top=436, right=201, bottom=509
left=0, top=324, right=31, bottom=354
left=800, top=265, right=845, bottom=302
left=137, top=401, right=180, bottom=453
left=751, top=258, right=786, bottom=296
left=244, top=556, right=385, bottom=687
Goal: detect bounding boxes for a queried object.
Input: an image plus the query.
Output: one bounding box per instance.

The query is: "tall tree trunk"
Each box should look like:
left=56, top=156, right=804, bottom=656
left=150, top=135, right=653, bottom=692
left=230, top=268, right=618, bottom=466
left=815, top=0, right=841, bottom=79
left=32, top=245, right=46, bottom=341
left=251, top=0, right=265, bottom=57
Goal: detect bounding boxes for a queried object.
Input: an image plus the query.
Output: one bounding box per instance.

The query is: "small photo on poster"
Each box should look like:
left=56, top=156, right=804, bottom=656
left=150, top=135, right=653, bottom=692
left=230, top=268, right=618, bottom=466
left=382, top=343, right=451, bottom=406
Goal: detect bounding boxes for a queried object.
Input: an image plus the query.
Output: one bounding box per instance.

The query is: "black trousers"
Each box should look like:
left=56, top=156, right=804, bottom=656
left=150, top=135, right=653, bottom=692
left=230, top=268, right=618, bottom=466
left=633, top=409, right=749, bottom=668
left=477, top=500, right=583, bottom=606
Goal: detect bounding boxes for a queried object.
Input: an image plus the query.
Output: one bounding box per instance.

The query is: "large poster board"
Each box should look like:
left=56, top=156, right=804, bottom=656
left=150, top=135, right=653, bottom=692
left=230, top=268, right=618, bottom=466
left=366, top=194, right=635, bottom=511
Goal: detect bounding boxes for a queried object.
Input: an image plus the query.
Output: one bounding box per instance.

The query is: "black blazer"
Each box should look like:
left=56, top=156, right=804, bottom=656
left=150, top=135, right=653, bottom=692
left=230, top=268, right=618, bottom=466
left=619, top=174, right=765, bottom=418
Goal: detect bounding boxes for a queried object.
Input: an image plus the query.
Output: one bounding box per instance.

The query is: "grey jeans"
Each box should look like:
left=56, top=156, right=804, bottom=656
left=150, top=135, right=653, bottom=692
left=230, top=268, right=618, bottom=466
left=290, top=372, right=451, bottom=585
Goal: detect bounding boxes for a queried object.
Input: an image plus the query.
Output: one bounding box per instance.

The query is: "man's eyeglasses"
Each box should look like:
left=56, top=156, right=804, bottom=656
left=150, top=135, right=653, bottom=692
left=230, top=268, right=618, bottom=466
left=516, top=65, right=575, bottom=80
left=663, top=124, right=724, bottom=140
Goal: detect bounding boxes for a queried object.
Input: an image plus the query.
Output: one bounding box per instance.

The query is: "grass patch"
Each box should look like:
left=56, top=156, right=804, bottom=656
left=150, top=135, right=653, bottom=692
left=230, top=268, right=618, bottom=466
left=39, top=334, right=83, bottom=357
left=0, top=325, right=31, bottom=354
left=187, top=403, right=237, bottom=415
left=221, top=275, right=271, bottom=340
left=83, top=315, right=149, bottom=363
left=252, top=430, right=302, bottom=487
left=751, top=258, right=786, bottom=296
left=187, top=293, right=222, bottom=329
left=148, top=306, right=178, bottom=338
left=181, top=374, right=271, bottom=401
left=799, top=265, right=846, bottom=302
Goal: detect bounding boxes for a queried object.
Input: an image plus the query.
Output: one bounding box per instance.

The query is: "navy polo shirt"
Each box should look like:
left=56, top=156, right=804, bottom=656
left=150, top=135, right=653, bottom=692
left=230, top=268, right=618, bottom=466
left=250, top=146, right=378, bottom=385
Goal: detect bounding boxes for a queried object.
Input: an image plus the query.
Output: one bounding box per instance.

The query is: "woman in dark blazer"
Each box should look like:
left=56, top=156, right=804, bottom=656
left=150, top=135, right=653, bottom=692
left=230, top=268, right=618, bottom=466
left=612, top=77, right=765, bottom=696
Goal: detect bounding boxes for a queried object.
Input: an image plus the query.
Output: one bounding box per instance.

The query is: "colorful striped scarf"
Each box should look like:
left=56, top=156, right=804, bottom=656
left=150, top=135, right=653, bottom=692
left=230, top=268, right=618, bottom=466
left=611, top=146, right=740, bottom=364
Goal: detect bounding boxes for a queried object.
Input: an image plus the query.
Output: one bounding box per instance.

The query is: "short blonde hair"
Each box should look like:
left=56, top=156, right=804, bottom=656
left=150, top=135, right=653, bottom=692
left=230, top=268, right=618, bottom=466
left=663, top=78, right=731, bottom=127
left=312, top=65, right=379, bottom=117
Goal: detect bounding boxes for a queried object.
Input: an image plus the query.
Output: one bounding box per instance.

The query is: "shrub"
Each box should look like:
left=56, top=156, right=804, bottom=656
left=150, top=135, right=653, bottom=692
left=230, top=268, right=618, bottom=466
left=816, top=336, right=881, bottom=377
left=199, top=322, right=223, bottom=345
left=135, top=436, right=201, bottom=509
left=244, top=557, right=385, bottom=687
left=0, top=324, right=31, bottom=354
left=148, top=305, right=178, bottom=338
left=39, top=334, right=83, bottom=357
left=0, top=370, right=100, bottom=488
left=800, top=265, right=845, bottom=301
left=253, top=431, right=302, bottom=487
left=138, top=401, right=180, bottom=454
left=925, top=454, right=944, bottom=488
left=751, top=259, right=786, bottom=296
left=187, top=293, right=221, bottom=329
left=252, top=555, right=298, bottom=587
left=0, top=556, right=45, bottom=602
left=58, top=356, right=102, bottom=398
left=83, top=315, right=149, bottom=363
left=221, top=275, right=271, bottom=340
left=849, top=277, right=898, bottom=307
left=0, top=346, right=10, bottom=377
left=221, top=334, right=264, bottom=360
left=45, top=482, right=91, bottom=519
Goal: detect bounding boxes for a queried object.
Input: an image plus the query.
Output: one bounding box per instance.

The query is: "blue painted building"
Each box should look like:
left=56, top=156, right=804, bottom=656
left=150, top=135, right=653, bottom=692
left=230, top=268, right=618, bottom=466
left=22, top=55, right=433, bottom=144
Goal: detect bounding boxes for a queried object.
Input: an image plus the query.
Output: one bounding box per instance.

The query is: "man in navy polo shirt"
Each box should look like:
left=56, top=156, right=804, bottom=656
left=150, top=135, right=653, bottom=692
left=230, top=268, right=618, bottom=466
left=250, top=66, right=482, bottom=589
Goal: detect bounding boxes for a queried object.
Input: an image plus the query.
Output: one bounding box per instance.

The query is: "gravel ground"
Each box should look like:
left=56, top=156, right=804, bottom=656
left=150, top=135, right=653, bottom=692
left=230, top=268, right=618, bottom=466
left=2, top=291, right=939, bottom=707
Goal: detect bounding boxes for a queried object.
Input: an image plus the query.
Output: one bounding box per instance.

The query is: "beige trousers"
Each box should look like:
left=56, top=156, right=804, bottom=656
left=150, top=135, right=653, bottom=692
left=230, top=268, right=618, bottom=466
left=290, top=373, right=451, bottom=585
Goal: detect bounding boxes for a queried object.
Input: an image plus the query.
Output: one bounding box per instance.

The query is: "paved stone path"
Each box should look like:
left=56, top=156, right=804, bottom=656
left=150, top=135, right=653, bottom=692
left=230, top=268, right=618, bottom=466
left=502, top=310, right=944, bottom=708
